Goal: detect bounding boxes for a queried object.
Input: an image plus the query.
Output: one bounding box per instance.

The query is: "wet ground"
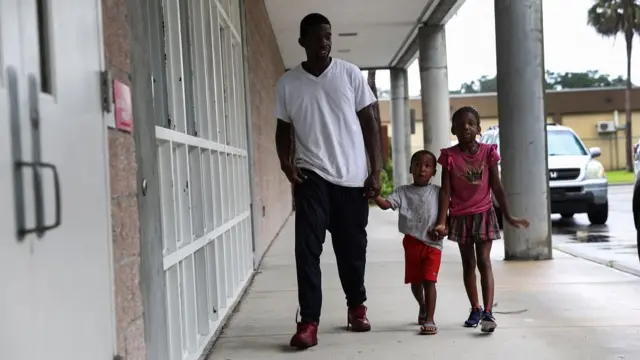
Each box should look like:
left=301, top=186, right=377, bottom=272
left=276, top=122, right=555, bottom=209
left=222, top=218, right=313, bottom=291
left=552, top=184, right=640, bottom=275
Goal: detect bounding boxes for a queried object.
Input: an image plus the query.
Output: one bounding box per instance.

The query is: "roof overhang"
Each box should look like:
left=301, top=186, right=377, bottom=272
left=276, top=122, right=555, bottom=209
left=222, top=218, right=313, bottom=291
left=265, top=0, right=467, bottom=70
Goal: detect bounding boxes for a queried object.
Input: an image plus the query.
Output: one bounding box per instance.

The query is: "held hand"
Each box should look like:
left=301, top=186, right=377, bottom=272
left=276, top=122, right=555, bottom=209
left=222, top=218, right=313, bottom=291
left=280, top=163, right=306, bottom=184
left=363, top=172, right=381, bottom=199
left=434, top=223, right=448, bottom=237
left=428, top=228, right=445, bottom=241
left=507, top=216, right=530, bottom=229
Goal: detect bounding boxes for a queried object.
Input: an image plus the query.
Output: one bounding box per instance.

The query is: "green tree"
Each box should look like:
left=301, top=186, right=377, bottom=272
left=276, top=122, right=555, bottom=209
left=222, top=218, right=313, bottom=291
left=588, top=0, right=640, bottom=171
left=545, top=70, right=627, bottom=89
left=455, top=75, right=498, bottom=93
left=451, top=70, right=629, bottom=94
left=366, top=71, right=394, bottom=197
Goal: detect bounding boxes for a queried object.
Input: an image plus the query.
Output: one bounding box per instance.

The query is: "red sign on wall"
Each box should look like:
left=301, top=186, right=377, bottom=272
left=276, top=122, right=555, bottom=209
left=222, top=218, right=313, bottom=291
left=113, top=80, right=133, bottom=133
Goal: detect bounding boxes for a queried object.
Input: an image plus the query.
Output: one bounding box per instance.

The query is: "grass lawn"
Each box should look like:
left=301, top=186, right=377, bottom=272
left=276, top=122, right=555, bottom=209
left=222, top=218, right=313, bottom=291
left=607, top=170, right=635, bottom=184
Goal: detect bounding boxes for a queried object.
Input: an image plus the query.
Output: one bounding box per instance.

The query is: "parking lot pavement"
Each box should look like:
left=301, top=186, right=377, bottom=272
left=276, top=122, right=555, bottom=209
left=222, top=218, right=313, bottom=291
left=552, top=184, right=640, bottom=275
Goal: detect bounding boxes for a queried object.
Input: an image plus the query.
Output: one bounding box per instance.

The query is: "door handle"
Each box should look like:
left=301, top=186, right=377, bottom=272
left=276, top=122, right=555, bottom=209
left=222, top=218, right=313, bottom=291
left=8, top=68, right=63, bottom=240
left=28, top=73, right=46, bottom=237
left=38, top=162, right=62, bottom=232
left=15, top=161, right=62, bottom=235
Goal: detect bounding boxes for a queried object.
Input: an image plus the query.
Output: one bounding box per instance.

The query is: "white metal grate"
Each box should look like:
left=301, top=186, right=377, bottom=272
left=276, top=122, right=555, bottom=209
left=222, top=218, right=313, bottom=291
left=157, top=0, right=253, bottom=359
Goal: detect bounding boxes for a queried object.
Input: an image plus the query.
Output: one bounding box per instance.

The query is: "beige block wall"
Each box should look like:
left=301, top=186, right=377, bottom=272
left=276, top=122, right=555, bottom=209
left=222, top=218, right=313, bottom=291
left=101, top=0, right=146, bottom=358
left=387, top=117, right=550, bottom=157
left=380, top=90, right=640, bottom=170
left=386, top=111, right=639, bottom=170
left=562, top=111, right=640, bottom=170
left=245, top=0, right=293, bottom=262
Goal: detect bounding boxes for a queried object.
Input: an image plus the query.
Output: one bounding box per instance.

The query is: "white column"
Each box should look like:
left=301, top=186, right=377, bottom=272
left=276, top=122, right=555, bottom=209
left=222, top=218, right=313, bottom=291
left=495, top=0, right=552, bottom=260
left=418, top=25, right=451, bottom=186
left=390, top=68, right=408, bottom=187
left=402, top=69, right=412, bottom=174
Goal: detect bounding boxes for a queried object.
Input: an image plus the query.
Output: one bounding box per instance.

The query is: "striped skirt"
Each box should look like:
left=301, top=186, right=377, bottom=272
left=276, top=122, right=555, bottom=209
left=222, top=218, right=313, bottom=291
left=448, top=207, right=501, bottom=244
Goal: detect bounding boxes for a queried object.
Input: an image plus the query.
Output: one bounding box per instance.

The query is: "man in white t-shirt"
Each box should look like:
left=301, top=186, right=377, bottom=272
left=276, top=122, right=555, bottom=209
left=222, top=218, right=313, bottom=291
left=275, top=13, right=382, bottom=350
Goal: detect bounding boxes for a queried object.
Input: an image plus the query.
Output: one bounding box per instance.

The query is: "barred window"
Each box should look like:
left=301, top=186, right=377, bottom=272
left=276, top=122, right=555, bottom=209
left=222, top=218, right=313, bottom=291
left=155, top=0, right=252, bottom=358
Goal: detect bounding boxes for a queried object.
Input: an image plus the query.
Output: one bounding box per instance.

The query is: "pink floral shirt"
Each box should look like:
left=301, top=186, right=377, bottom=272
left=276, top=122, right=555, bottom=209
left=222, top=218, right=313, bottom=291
left=437, top=143, right=501, bottom=217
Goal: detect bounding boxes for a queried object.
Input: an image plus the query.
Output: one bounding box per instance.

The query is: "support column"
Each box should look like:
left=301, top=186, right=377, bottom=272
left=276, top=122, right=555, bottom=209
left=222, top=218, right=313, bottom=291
left=402, top=69, right=412, bottom=174
left=390, top=68, right=408, bottom=187
left=418, top=25, right=451, bottom=186
left=495, top=0, right=552, bottom=260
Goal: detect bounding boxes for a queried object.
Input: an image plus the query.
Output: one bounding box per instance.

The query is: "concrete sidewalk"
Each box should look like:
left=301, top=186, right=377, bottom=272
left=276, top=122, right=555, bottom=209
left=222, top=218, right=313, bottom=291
left=207, top=208, right=640, bottom=359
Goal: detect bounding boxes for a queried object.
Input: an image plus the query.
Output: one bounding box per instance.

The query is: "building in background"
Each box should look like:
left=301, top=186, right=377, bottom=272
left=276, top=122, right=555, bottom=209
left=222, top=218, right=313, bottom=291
left=379, top=87, right=640, bottom=170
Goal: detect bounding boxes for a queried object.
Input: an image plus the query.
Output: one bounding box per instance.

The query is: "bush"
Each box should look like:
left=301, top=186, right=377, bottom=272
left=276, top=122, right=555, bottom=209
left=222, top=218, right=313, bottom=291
left=380, top=158, right=394, bottom=198
left=369, top=137, right=394, bottom=205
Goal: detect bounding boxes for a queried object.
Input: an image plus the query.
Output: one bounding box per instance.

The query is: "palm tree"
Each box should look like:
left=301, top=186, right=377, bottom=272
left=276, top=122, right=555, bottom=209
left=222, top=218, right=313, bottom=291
left=588, top=0, right=640, bottom=171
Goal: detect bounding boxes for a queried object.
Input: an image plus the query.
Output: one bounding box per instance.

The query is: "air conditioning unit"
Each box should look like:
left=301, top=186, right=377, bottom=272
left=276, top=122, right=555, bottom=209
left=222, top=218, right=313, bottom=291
left=596, top=121, right=616, bottom=134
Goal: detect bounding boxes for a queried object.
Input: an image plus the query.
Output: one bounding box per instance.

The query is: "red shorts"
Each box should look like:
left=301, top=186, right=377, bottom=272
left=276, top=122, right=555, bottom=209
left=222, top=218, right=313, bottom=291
left=403, top=235, right=442, bottom=284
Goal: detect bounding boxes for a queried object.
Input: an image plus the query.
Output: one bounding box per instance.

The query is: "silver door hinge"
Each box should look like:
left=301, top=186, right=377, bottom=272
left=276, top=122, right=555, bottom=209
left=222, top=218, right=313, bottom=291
left=101, top=70, right=113, bottom=113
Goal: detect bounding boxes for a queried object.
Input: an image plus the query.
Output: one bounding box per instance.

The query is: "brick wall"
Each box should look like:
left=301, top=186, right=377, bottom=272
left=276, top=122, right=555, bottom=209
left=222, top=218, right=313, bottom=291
left=102, top=0, right=146, bottom=358
left=245, top=0, right=293, bottom=262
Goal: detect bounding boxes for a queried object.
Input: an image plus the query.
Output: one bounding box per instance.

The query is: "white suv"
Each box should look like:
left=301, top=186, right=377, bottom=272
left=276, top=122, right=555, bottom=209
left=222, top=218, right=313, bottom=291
left=632, top=141, right=640, bottom=261
left=480, top=123, right=609, bottom=226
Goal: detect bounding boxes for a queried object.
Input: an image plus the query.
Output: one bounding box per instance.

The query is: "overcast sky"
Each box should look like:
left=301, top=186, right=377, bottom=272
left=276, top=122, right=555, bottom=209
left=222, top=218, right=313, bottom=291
left=373, top=0, right=640, bottom=95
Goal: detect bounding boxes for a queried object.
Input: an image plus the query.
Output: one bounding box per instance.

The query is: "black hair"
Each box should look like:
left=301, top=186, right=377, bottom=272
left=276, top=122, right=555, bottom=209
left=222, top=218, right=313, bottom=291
left=299, top=13, right=331, bottom=39
left=410, top=150, right=437, bottom=167
left=452, top=106, right=481, bottom=125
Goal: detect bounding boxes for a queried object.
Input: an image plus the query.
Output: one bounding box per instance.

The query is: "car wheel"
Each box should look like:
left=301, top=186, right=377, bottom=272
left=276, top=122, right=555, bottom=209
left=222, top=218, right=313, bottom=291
left=494, top=206, right=504, bottom=230
left=560, top=213, right=574, bottom=219
left=587, top=201, right=608, bottom=225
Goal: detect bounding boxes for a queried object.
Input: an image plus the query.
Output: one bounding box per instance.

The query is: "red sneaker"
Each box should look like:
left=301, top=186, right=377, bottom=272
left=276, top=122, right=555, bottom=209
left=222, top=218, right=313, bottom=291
left=347, top=304, right=371, bottom=332
left=289, top=321, right=318, bottom=349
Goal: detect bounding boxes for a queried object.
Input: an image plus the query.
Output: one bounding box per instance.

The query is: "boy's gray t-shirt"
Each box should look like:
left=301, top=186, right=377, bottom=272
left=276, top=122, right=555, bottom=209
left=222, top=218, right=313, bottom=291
left=387, top=184, right=442, bottom=250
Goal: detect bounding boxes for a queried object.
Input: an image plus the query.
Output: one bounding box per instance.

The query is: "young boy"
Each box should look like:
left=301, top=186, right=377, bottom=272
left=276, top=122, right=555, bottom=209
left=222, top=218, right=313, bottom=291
left=374, top=150, right=443, bottom=335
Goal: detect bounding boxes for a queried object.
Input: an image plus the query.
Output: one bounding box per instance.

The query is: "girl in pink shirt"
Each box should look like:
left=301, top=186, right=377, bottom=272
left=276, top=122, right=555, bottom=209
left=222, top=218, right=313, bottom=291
left=434, top=106, right=529, bottom=333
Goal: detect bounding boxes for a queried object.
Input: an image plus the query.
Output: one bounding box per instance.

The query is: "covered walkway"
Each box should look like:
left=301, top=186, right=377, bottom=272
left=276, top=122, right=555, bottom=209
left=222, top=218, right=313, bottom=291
left=207, top=208, right=640, bottom=359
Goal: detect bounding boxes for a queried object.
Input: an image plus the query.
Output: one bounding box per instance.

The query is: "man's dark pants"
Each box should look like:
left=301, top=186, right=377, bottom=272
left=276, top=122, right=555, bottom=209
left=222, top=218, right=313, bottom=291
left=294, top=169, right=369, bottom=323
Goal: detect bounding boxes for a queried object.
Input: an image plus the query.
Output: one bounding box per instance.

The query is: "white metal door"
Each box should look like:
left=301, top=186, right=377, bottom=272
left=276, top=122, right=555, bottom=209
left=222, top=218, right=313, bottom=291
left=0, top=0, right=115, bottom=359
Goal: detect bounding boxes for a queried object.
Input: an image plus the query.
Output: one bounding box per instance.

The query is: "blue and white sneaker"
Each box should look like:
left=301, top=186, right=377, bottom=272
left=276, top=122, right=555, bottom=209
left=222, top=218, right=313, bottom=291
left=464, top=307, right=484, bottom=328
left=480, top=311, right=497, bottom=333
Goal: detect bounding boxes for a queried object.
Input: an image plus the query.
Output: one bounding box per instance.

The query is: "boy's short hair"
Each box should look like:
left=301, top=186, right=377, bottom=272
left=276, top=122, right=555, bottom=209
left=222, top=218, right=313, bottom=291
left=299, top=13, right=331, bottom=39
left=410, top=150, right=437, bottom=166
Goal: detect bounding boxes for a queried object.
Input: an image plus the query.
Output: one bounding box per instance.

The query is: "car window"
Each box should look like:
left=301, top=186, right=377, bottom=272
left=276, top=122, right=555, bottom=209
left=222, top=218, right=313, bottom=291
left=494, top=130, right=587, bottom=156
left=547, top=130, right=588, bottom=156
left=482, top=133, right=500, bottom=164
left=480, top=133, right=495, bottom=144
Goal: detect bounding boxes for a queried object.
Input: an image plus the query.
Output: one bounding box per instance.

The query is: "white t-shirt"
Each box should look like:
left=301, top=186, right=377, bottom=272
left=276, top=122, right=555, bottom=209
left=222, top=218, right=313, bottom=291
left=275, top=58, right=377, bottom=187
left=387, top=184, right=442, bottom=250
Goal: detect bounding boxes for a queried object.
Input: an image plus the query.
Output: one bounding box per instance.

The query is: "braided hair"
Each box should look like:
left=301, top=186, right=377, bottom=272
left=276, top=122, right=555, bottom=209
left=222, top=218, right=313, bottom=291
left=452, top=106, right=480, bottom=125
left=451, top=106, right=480, bottom=135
